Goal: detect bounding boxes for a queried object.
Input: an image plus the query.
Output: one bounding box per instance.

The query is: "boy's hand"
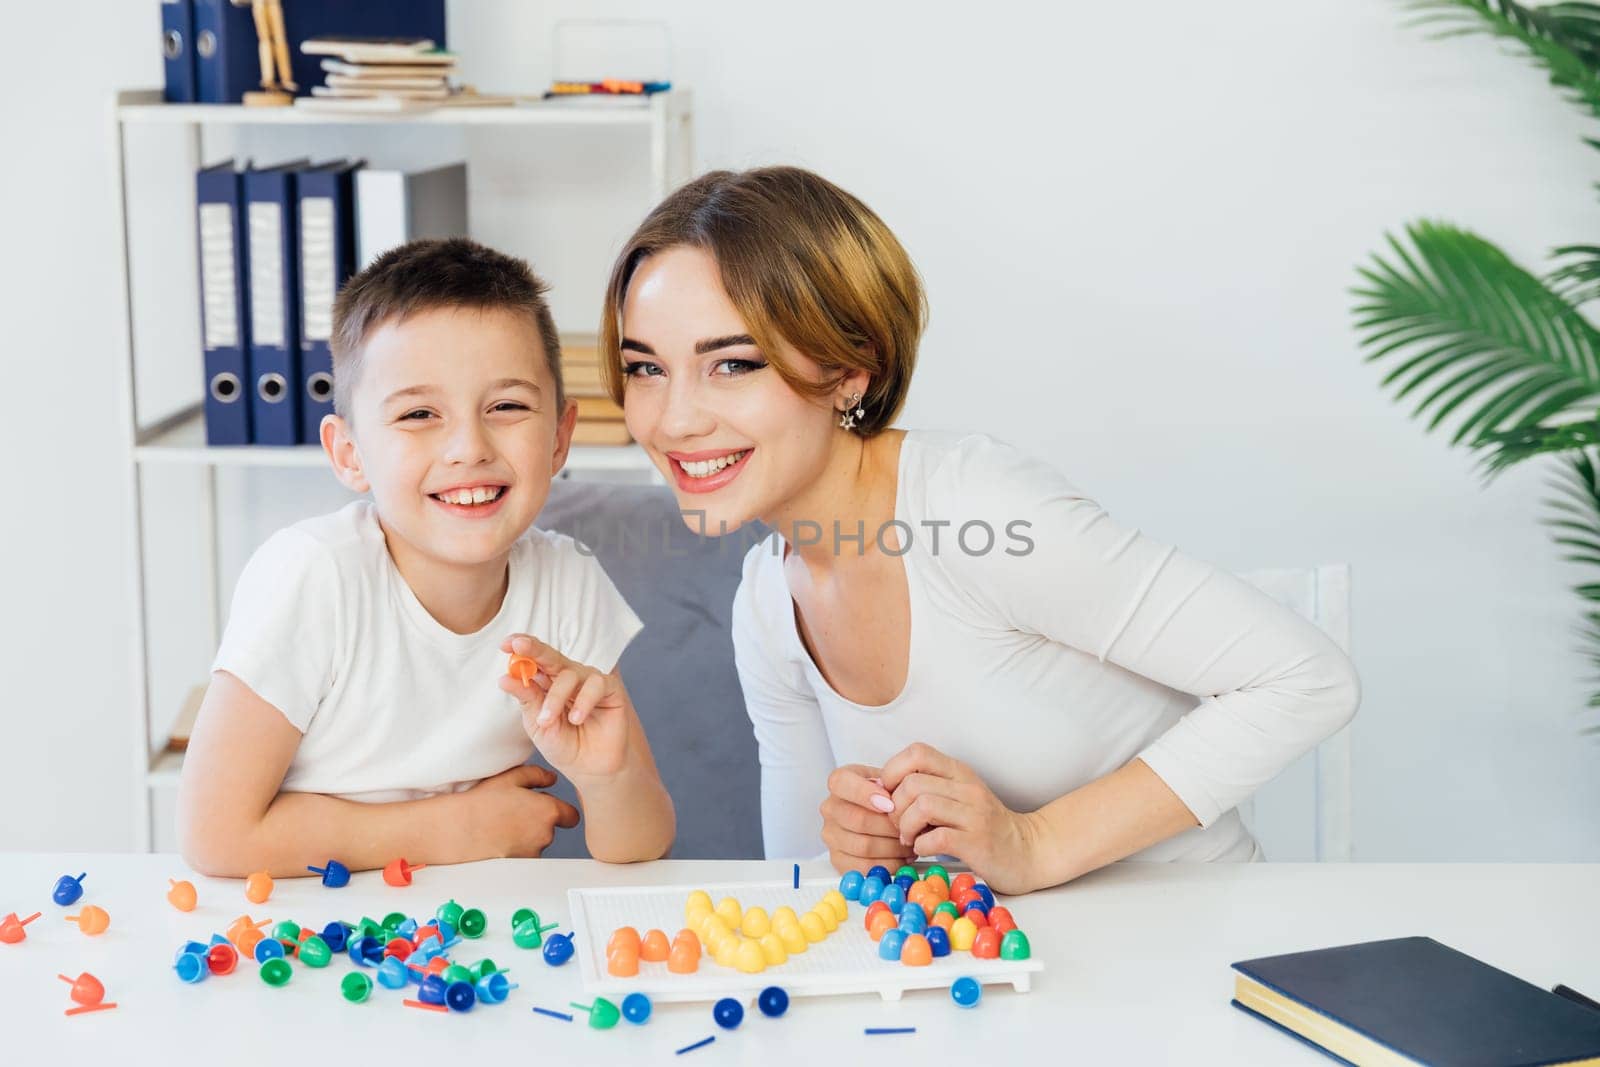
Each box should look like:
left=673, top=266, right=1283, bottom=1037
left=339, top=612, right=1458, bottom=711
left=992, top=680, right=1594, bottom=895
left=500, top=634, right=633, bottom=782
left=460, top=764, right=581, bottom=859
left=879, top=742, right=1042, bottom=896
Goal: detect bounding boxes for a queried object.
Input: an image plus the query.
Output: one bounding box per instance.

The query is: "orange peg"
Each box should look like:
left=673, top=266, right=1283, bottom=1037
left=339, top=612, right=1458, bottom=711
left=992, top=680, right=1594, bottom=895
left=607, top=947, right=640, bottom=977
left=166, top=879, right=197, bottom=912
left=58, top=972, right=105, bottom=1006
left=245, top=870, right=273, bottom=904
left=866, top=910, right=897, bottom=942
left=900, top=933, right=933, bottom=967
left=606, top=926, right=642, bottom=957
left=508, top=653, right=539, bottom=687
left=640, top=928, right=670, bottom=962
left=383, top=858, right=427, bottom=887
left=0, top=911, right=42, bottom=944
left=65, top=906, right=110, bottom=936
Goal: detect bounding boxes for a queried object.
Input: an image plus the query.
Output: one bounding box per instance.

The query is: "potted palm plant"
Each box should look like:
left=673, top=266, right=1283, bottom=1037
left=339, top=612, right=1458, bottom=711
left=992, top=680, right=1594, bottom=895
left=1356, top=0, right=1600, bottom=718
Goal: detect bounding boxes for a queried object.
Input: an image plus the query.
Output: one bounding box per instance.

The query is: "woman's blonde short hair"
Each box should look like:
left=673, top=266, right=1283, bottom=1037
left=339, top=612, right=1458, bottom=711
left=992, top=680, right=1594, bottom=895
left=600, top=167, right=926, bottom=436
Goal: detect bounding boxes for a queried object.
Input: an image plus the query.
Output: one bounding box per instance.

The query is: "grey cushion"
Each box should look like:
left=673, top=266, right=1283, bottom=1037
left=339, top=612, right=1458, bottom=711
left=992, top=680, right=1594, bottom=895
left=530, top=478, right=767, bottom=859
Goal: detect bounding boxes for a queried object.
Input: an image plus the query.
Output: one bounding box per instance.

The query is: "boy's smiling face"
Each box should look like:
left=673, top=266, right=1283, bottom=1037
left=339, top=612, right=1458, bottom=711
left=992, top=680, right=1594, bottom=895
left=322, top=304, right=576, bottom=574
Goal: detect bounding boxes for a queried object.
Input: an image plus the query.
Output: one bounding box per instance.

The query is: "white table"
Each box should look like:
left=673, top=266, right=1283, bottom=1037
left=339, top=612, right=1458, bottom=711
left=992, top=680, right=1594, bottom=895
left=1, top=855, right=1594, bottom=1064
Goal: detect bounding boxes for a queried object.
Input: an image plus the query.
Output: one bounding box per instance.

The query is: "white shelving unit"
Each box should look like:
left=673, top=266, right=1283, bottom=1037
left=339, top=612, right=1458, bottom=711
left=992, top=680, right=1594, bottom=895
left=109, top=88, right=692, bottom=851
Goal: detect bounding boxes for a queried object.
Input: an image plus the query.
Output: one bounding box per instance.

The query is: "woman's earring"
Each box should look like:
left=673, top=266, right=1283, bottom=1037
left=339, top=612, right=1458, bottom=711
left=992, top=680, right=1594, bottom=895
left=838, top=392, right=865, bottom=431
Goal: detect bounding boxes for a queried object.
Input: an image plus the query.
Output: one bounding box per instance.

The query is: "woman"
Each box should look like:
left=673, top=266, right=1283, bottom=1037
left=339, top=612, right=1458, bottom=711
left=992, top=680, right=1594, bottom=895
left=600, top=167, right=1359, bottom=893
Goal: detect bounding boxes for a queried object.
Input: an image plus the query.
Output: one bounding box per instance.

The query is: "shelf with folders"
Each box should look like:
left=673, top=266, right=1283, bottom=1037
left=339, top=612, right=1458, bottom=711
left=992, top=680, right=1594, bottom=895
left=110, top=85, right=692, bottom=851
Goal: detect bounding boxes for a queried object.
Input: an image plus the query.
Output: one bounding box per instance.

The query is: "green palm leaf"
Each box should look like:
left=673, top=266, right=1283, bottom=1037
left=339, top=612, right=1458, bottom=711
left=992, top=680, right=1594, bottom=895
left=1408, top=1, right=1600, bottom=119
left=1544, top=451, right=1600, bottom=706
left=1352, top=221, right=1600, bottom=469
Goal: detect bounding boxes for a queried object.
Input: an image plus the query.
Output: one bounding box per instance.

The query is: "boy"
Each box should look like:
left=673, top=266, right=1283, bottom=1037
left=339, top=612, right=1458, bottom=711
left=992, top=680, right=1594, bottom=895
left=178, top=238, right=674, bottom=875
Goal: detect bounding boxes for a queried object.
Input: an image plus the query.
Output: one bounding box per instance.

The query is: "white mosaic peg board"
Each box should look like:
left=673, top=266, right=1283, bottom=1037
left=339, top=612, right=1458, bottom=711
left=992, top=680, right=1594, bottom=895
left=567, top=877, right=1044, bottom=1004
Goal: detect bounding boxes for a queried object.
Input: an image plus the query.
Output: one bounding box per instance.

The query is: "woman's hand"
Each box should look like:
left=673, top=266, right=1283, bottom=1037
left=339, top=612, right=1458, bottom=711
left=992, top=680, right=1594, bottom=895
left=500, top=633, right=633, bottom=782
left=458, top=764, right=581, bottom=858
left=820, top=763, right=916, bottom=874
left=880, top=742, right=1043, bottom=896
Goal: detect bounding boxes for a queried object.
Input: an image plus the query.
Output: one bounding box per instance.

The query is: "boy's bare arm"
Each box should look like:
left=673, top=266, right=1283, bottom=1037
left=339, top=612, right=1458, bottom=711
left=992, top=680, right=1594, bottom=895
left=178, top=671, right=579, bottom=877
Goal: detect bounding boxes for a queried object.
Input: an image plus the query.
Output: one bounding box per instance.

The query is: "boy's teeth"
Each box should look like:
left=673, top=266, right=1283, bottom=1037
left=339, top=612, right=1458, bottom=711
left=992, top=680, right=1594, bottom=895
left=438, top=487, right=503, bottom=505
left=681, top=451, right=747, bottom=479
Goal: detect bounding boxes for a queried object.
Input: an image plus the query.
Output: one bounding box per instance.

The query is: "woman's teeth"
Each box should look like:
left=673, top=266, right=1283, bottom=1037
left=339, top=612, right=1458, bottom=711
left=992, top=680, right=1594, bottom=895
left=434, top=486, right=504, bottom=506
left=680, top=451, right=748, bottom=479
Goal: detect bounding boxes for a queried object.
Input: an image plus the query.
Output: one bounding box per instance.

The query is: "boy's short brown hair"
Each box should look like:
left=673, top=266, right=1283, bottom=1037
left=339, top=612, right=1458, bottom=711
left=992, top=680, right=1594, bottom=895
left=331, top=237, right=564, bottom=419
left=599, top=167, right=926, bottom=437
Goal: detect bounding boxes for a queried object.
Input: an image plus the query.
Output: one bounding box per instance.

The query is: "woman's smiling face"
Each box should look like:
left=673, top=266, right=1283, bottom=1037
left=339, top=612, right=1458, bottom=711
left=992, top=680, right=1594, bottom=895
left=619, top=245, right=843, bottom=535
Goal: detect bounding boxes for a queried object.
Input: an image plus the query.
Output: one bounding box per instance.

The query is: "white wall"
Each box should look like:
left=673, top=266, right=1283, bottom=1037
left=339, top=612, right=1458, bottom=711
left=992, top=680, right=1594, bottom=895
left=3, top=0, right=1598, bottom=858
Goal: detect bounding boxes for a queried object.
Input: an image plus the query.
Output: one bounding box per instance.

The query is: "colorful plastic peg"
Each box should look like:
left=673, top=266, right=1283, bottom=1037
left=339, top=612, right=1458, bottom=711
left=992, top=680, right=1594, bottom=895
left=988, top=906, right=1017, bottom=935
left=245, top=871, right=273, bottom=904
left=640, top=928, right=670, bottom=962
left=1000, top=929, right=1032, bottom=960
left=476, top=971, right=516, bottom=1004
left=458, top=907, right=487, bottom=939
left=259, top=958, right=292, bottom=986
left=758, top=986, right=789, bottom=1018
left=622, top=992, right=652, bottom=1024
left=436, top=899, right=464, bottom=928
left=713, top=997, right=744, bottom=1030
left=166, top=879, right=197, bottom=912
left=319, top=921, right=349, bottom=954
left=59, top=972, right=106, bottom=1006
left=542, top=932, right=574, bottom=966
left=382, top=857, right=427, bottom=887
left=839, top=870, right=865, bottom=901
left=508, top=653, right=539, bottom=686
left=254, top=938, right=284, bottom=964
left=951, top=976, right=982, bottom=1008
left=349, top=936, right=383, bottom=967
left=446, top=981, right=477, bottom=1012
left=878, top=929, right=907, bottom=961
left=298, top=935, right=332, bottom=968
left=341, top=972, right=372, bottom=1003
left=572, top=997, right=621, bottom=1029
left=926, top=926, right=952, bottom=958
left=514, top=914, right=559, bottom=949
left=376, top=957, right=408, bottom=989
left=418, top=975, right=448, bottom=1005
left=52, top=873, right=87, bottom=906
left=207, top=942, right=239, bottom=975
left=0, top=911, right=42, bottom=944
left=64, top=906, right=109, bottom=936
left=174, top=952, right=208, bottom=984
left=971, top=927, right=1002, bottom=959
left=307, top=860, right=350, bottom=887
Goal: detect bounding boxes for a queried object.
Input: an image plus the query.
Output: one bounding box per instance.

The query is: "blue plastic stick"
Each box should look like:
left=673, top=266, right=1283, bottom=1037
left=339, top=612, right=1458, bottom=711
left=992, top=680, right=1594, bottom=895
left=793, top=863, right=799, bottom=889
left=532, top=1006, right=574, bottom=1022
left=865, top=1027, right=917, bottom=1035
left=676, top=1036, right=716, bottom=1055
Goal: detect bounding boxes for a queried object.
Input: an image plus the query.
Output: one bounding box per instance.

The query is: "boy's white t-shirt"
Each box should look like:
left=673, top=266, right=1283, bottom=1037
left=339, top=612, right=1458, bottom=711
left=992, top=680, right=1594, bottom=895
left=212, top=500, right=642, bottom=803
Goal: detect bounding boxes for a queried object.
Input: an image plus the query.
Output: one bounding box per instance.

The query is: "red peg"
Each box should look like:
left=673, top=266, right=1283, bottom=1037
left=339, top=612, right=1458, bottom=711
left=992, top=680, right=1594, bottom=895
left=383, top=858, right=427, bottom=887
left=0, top=911, right=42, bottom=944
left=58, top=972, right=105, bottom=1006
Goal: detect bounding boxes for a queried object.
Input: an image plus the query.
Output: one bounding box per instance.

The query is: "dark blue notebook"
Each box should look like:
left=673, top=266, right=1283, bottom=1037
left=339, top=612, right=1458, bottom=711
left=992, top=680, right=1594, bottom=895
left=1232, top=936, right=1600, bottom=1066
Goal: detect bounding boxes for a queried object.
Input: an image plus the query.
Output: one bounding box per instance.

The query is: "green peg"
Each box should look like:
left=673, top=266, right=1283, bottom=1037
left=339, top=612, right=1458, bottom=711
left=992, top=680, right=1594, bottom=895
left=468, top=959, right=499, bottom=982
left=272, top=920, right=301, bottom=944
left=299, top=934, right=332, bottom=968
left=354, top=917, right=384, bottom=939
left=1000, top=929, right=1031, bottom=961
left=458, top=907, right=487, bottom=939
left=341, top=971, right=372, bottom=1003
left=441, top=963, right=473, bottom=985
left=511, top=907, right=536, bottom=929
left=259, top=958, right=292, bottom=986
left=924, top=864, right=950, bottom=887
left=572, top=997, right=621, bottom=1029
left=381, top=911, right=409, bottom=933
left=934, top=901, right=959, bottom=919
left=895, top=864, right=918, bottom=881
left=514, top=915, right=560, bottom=949
left=436, top=900, right=464, bottom=928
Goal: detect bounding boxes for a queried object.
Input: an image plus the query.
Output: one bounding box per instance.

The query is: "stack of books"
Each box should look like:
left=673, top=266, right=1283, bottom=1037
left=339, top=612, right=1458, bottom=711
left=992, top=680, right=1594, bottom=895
left=561, top=335, right=631, bottom=446
left=295, top=38, right=509, bottom=112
